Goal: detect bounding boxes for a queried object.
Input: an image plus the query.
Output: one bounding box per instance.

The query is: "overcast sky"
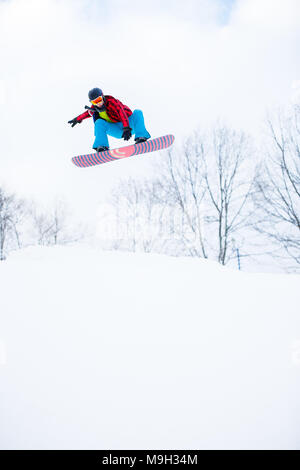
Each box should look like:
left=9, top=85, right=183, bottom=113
left=0, top=0, right=300, bottom=219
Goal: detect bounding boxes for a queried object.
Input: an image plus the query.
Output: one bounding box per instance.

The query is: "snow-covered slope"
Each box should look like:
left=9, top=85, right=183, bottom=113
left=0, top=245, right=299, bottom=449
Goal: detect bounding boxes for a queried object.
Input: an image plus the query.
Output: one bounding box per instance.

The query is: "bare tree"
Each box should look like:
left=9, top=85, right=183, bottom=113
left=30, top=199, right=85, bottom=246
left=157, top=125, right=256, bottom=265
left=254, top=106, right=300, bottom=269
left=108, top=177, right=167, bottom=253
left=203, top=125, right=256, bottom=264
left=106, top=124, right=256, bottom=267
left=157, top=134, right=208, bottom=258
left=0, top=187, right=26, bottom=260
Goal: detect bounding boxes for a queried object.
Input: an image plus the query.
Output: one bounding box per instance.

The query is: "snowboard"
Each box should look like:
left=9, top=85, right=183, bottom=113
left=71, top=134, right=175, bottom=168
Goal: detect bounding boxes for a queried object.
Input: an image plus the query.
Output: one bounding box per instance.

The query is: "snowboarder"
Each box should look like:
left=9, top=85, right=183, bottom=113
left=68, top=87, right=151, bottom=152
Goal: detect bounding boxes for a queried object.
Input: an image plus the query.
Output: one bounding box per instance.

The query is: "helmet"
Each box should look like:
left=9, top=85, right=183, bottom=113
left=88, top=87, right=103, bottom=101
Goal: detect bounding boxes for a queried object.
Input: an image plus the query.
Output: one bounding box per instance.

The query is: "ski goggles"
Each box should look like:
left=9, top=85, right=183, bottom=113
left=90, top=95, right=104, bottom=105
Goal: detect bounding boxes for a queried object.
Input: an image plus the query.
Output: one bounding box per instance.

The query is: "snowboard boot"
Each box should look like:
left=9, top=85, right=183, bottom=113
left=94, top=145, right=109, bottom=152
left=135, top=137, right=149, bottom=144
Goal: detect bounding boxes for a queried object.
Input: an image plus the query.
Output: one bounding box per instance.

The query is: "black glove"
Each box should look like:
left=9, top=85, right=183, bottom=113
left=68, top=118, right=81, bottom=128
left=122, top=126, right=132, bottom=141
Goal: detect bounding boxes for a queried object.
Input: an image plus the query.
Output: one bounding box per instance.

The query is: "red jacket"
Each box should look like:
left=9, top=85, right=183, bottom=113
left=76, top=95, right=132, bottom=128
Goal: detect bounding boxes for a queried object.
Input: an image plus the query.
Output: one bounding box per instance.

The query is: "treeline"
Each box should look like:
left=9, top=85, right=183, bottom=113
left=1, top=106, right=299, bottom=272
left=0, top=196, right=85, bottom=261
left=100, top=106, right=300, bottom=272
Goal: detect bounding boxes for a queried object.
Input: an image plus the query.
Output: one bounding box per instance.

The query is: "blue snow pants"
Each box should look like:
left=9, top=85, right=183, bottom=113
left=93, top=109, right=151, bottom=149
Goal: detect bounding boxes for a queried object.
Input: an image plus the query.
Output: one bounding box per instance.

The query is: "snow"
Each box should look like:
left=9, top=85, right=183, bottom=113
left=0, top=245, right=299, bottom=450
